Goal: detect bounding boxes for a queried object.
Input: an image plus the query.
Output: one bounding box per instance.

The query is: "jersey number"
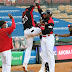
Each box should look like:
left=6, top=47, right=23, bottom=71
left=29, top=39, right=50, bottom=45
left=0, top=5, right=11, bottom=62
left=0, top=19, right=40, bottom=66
left=22, top=15, right=28, bottom=24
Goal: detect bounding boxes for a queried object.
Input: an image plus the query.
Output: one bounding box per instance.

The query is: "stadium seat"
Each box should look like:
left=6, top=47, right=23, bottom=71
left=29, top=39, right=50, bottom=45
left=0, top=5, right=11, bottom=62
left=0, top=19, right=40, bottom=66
left=53, top=14, right=62, bottom=18
left=20, top=6, right=28, bottom=9
left=69, top=15, right=72, bottom=18
left=58, top=5, right=65, bottom=13
left=53, top=10, right=60, bottom=14
left=46, top=8, right=53, bottom=11
left=34, top=9, right=38, bottom=12
left=60, top=13, right=69, bottom=18
left=40, top=6, right=46, bottom=9
left=65, top=5, right=72, bottom=14
left=53, top=13, right=69, bottom=19
left=15, top=6, right=21, bottom=8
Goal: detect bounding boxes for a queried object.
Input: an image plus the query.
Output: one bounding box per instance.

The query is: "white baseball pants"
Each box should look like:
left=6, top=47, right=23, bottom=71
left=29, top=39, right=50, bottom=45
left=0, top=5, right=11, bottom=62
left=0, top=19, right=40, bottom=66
left=23, top=27, right=41, bottom=65
left=41, top=34, right=55, bottom=72
left=0, top=50, right=11, bottom=72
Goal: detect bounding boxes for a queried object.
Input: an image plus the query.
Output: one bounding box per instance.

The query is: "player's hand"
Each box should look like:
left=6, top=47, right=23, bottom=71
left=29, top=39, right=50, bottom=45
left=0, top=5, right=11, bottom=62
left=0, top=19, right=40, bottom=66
left=8, top=14, right=13, bottom=19
left=55, top=34, right=59, bottom=37
left=35, top=0, right=40, bottom=3
left=38, top=23, right=41, bottom=27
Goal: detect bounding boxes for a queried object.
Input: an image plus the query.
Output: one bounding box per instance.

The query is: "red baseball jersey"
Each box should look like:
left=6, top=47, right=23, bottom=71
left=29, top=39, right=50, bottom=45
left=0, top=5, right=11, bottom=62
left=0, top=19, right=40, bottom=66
left=0, top=18, right=16, bottom=52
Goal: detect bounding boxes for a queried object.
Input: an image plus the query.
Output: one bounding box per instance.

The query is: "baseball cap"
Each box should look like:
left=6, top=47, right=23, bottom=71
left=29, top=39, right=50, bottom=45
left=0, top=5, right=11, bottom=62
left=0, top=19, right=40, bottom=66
left=43, top=10, right=52, bottom=16
left=0, top=20, right=8, bottom=27
left=68, top=24, right=72, bottom=28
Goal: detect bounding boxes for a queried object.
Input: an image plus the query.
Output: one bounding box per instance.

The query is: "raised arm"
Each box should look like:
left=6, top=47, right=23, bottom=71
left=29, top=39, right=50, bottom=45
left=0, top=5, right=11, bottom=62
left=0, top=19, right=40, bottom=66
left=5, top=14, right=16, bottom=34
left=36, top=1, right=44, bottom=17
left=25, top=2, right=37, bottom=13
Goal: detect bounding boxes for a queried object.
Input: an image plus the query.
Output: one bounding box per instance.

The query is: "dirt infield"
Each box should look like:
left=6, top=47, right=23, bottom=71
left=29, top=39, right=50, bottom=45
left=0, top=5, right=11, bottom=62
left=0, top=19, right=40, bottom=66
left=0, top=62, right=72, bottom=72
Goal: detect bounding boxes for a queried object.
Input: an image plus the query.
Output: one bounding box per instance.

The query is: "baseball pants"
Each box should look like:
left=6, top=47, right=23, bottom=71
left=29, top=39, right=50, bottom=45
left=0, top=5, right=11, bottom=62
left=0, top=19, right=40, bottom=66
left=0, top=50, right=11, bottom=72
left=41, top=34, right=55, bottom=72
left=23, top=27, right=41, bottom=65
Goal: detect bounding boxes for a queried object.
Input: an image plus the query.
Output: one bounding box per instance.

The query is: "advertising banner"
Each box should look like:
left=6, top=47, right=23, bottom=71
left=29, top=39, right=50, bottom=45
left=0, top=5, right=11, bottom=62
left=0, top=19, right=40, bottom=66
left=57, top=45, right=72, bottom=60
left=53, top=46, right=57, bottom=60
left=0, top=56, right=2, bottom=66
left=22, top=50, right=36, bottom=64
left=36, top=46, right=57, bottom=60
left=11, top=51, right=23, bottom=65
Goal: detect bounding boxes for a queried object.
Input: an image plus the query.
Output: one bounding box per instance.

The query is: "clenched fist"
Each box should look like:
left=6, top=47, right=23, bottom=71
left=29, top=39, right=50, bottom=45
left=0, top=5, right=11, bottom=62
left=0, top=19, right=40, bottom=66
left=8, top=14, right=13, bottom=19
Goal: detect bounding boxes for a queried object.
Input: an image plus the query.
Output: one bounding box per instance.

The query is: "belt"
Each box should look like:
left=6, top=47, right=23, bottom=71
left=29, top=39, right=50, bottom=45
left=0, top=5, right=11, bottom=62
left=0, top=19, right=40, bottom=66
left=42, top=34, right=50, bottom=37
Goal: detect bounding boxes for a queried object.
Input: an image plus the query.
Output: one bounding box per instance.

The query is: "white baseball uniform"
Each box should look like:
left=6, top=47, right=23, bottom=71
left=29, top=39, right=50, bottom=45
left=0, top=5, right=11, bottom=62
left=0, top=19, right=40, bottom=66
left=22, top=4, right=41, bottom=68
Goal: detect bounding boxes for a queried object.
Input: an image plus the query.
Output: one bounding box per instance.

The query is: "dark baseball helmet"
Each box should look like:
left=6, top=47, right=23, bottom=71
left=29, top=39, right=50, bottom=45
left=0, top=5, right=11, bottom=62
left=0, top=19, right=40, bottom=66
left=44, top=10, right=52, bottom=16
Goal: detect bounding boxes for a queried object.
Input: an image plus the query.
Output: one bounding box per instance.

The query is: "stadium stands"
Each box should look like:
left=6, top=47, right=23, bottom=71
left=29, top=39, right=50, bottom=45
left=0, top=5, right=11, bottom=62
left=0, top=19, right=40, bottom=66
left=0, top=0, right=4, bottom=5
left=0, top=0, right=3, bottom=2
left=58, top=5, right=65, bottom=13
left=65, top=5, right=72, bottom=14
left=53, top=10, right=60, bottom=14
left=23, top=0, right=34, bottom=4
left=16, top=0, right=22, bottom=5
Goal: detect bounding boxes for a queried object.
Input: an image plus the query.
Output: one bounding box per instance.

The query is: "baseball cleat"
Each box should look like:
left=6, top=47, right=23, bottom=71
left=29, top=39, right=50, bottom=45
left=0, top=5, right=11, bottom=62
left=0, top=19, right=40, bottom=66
left=45, top=62, right=49, bottom=72
left=22, top=65, right=28, bottom=72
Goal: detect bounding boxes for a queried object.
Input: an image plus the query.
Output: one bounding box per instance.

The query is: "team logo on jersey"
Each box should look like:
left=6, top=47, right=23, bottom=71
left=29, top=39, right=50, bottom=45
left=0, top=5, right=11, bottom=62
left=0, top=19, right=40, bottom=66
left=22, top=15, right=28, bottom=24
left=45, top=22, right=48, bottom=25
left=48, top=25, right=53, bottom=28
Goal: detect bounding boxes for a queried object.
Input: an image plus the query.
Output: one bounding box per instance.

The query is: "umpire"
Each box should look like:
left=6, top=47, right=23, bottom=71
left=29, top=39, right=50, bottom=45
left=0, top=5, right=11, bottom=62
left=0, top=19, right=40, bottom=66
left=37, top=3, right=55, bottom=72
left=0, top=14, right=16, bottom=72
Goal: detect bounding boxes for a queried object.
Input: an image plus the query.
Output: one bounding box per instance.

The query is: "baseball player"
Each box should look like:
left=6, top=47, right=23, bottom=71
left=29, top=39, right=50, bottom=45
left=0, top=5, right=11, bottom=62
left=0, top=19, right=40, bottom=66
left=0, top=14, right=16, bottom=72
left=22, top=1, right=42, bottom=72
left=55, top=24, right=72, bottom=37
left=36, top=3, right=55, bottom=72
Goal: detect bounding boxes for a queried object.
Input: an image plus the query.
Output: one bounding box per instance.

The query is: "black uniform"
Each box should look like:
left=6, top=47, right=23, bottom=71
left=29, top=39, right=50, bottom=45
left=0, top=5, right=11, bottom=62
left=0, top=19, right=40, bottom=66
left=38, top=8, right=54, bottom=35
left=22, top=5, right=35, bottom=30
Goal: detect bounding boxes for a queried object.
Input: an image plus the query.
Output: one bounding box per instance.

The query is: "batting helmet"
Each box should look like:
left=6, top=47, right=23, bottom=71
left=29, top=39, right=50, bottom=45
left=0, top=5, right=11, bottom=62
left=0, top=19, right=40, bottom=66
left=44, top=10, right=52, bottom=16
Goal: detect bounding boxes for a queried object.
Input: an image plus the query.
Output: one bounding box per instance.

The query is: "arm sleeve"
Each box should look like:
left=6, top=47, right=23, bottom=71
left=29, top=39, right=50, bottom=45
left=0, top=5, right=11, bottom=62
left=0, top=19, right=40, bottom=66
left=37, top=5, right=45, bottom=18
left=28, top=5, right=35, bottom=12
left=38, top=8, right=44, bottom=17
left=40, top=26, right=45, bottom=30
left=5, top=18, right=16, bottom=34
